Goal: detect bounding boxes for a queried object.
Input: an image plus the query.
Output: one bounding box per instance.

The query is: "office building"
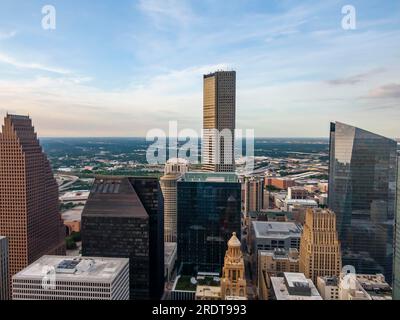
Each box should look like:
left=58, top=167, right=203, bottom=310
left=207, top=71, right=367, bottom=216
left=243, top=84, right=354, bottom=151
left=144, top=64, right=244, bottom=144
left=177, top=172, right=241, bottom=274
left=0, top=114, right=65, bottom=281
left=270, top=272, right=322, bottom=300
left=12, top=256, right=129, bottom=300
left=328, top=122, right=397, bottom=282
left=161, top=158, right=188, bottom=242
left=393, top=155, right=400, bottom=299
left=243, top=176, right=264, bottom=215
left=258, top=248, right=299, bottom=300
left=81, top=176, right=164, bottom=300
left=317, top=276, right=339, bottom=300
left=202, top=71, right=236, bottom=172
left=0, top=236, right=9, bottom=300
left=220, top=233, right=247, bottom=299
left=265, top=177, right=295, bottom=190
left=250, top=221, right=302, bottom=254
left=299, top=208, right=342, bottom=283
left=287, top=186, right=309, bottom=200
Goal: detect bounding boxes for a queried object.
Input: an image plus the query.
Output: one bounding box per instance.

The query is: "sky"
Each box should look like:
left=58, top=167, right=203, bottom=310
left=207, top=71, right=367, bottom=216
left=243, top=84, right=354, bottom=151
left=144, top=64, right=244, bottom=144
left=0, top=0, right=399, bottom=138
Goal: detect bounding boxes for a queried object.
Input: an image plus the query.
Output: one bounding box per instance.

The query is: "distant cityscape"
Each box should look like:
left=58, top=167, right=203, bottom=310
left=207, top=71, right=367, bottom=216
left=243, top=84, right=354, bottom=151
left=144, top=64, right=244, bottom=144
left=0, top=70, right=399, bottom=302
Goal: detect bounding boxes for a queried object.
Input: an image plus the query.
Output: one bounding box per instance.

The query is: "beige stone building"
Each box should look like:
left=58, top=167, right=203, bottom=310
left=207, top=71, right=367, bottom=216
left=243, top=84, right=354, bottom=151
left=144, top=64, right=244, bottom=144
left=160, top=158, right=188, bottom=242
left=299, top=208, right=342, bottom=283
left=202, top=71, right=236, bottom=172
left=220, top=233, right=247, bottom=299
left=258, top=248, right=299, bottom=300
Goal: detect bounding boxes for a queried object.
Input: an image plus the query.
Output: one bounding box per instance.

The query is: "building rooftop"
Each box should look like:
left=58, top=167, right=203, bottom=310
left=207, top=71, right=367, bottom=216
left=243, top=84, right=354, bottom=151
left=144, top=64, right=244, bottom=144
left=271, top=273, right=322, bottom=300
left=181, top=172, right=238, bottom=183
left=252, top=221, right=302, bottom=239
left=259, top=248, right=299, bottom=261
left=13, top=256, right=128, bottom=282
left=82, top=177, right=148, bottom=218
left=318, top=275, right=339, bottom=286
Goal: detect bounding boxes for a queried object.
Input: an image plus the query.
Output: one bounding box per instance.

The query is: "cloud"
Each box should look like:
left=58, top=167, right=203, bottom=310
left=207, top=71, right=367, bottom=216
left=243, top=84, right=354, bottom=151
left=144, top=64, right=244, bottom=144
left=0, top=52, right=71, bottom=75
left=366, top=83, right=400, bottom=99
left=137, top=0, right=196, bottom=27
left=0, top=30, right=16, bottom=40
left=327, top=68, right=386, bottom=86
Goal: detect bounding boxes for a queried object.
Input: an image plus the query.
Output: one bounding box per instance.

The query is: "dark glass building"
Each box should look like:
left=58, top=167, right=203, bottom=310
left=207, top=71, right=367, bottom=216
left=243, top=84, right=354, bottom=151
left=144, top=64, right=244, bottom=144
left=177, top=172, right=241, bottom=275
left=81, top=176, right=164, bottom=300
left=394, top=156, right=400, bottom=299
left=328, top=122, right=397, bottom=283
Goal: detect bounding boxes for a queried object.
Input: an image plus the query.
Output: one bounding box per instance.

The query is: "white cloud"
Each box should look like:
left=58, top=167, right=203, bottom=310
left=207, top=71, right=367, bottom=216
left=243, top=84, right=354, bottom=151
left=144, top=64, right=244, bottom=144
left=0, top=30, right=16, bottom=40
left=0, top=52, right=71, bottom=75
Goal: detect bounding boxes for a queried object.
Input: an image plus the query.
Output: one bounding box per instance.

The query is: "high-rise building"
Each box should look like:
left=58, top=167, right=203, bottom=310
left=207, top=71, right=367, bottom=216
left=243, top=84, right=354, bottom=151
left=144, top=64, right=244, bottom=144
left=220, top=233, right=247, bottom=299
left=0, top=236, right=9, bottom=300
left=243, top=176, right=264, bottom=215
left=299, top=208, right=342, bottom=283
left=81, top=176, right=164, bottom=300
left=160, top=158, right=189, bottom=243
left=0, top=114, right=65, bottom=281
left=12, top=256, right=129, bottom=300
left=328, top=122, right=397, bottom=282
left=394, top=155, right=400, bottom=300
left=202, top=71, right=236, bottom=172
left=177, top=172, right=241, bottom=274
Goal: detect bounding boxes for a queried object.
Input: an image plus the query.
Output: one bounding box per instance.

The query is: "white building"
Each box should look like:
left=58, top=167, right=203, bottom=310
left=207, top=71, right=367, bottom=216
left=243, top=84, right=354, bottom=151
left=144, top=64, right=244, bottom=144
left=270, top=272, right=322, bottom=300
left=339, top=273, right=392, bottom=300
left=0, top=236, right=9, bottom=300
left=12, top=256, right=129, bottom=300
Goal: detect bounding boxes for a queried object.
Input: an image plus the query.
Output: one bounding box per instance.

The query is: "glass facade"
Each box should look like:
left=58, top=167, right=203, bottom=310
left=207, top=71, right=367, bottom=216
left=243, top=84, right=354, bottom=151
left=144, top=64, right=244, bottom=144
left=328, top=122, right=397, bottom=283
left=394, top=156, right=400, bottom=299
left=177, top=173, right=241, bottom=275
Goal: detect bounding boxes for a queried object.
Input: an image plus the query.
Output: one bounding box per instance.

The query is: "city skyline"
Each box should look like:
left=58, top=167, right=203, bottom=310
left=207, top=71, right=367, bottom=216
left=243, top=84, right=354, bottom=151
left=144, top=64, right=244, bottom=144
left=0, top=0, right=399, bottom=137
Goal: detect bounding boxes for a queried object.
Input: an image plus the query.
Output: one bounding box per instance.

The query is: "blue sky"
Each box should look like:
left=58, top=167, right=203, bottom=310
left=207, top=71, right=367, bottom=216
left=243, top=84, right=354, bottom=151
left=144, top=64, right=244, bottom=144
left=0, top=0, right=399, bottom=137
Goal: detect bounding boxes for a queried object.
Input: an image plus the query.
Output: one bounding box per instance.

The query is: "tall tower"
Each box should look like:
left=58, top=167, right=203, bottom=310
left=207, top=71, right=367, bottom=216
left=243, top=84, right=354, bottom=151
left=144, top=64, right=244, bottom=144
left=393, top=155, right=400, bottom=300
left=220, top=232, right=247, bottom=299
left=160, top=158, right=189, bottom=243
left=203, top=71, right=236, bottom=172
left=299, top=208, right=342, bottom=283
left=243, top=176, right=264, bottom=215
left=0, top=236, right=9, bottom=300
left=328, top=122, right=397, bottom=282
left=0, top=114, right=66, bottom=279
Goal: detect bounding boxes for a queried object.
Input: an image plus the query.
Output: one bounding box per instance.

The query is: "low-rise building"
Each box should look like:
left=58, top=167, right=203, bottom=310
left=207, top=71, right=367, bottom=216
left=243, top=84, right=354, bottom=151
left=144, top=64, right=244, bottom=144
left=317, top=276, right=339, bottom=300
left=270, top=272, right=322, bottom=300
left=250, top=221, right=302, bottom=254
left=12, top=256, right=129, bottom=300
left=258, top=248, right=299, bottom=300
left=339, top=273, right=392, bottom=300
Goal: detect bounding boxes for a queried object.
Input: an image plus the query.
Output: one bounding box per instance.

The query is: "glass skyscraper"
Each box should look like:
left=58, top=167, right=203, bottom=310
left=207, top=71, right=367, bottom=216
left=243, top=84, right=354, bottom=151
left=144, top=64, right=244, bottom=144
left=328, top=122, right=398, bottom=283
left=177, top=172, right=241, bottom=275
left=394, top=156, right=400, bottom=299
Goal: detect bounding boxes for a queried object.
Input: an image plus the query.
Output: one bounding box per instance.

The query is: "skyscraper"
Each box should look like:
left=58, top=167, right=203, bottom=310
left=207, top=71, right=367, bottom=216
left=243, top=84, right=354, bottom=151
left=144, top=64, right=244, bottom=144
left=299, top=208, right=342, bottom=283
left=0, top=114, right=65, bottom=280
left=328, top=122, right=397, bottom=282
left=203, top=71, right=236, bottom=172
left=243, top=176, right=264, bottom=215
left=81, top=176, right=164, bottom=300
left=220, top=233, right=247, bottom=299
left=0, top=236, right=9, bottom=300
left=160, top=158, right=189, bottom=243
left=177, top=172, right=241, bottom=274
left=393, top=155, right=400, bottom=300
